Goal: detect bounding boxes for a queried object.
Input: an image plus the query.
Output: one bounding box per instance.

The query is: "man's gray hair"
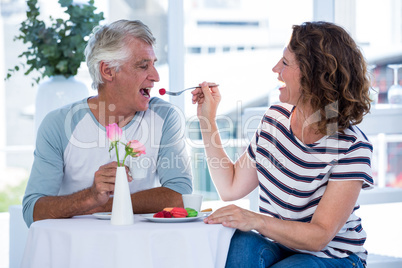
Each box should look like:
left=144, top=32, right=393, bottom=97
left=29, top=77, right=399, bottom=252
left=85, top=20, right=156, bottom=90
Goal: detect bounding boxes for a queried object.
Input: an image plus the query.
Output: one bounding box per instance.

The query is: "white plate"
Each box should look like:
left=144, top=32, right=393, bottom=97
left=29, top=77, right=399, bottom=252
left=92, top=212, right=112, bottom=220
left=141, top=214, right=206, bottom=223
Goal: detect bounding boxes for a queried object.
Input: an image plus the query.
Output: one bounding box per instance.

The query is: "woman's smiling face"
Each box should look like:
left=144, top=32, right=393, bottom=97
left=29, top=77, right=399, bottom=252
left=272, top=47, right=302, bottom=106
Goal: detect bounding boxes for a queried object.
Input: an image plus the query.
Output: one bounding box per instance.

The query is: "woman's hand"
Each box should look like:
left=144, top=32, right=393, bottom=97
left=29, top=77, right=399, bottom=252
left=191, top=81, right=221, bottom=123
left=204, top=204, right=262, bottom=232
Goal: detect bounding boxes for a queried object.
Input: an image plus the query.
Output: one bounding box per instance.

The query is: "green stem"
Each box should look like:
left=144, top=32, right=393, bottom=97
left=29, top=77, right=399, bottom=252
left=114, top=143, right=120, bottom=167
left=122, top=154, right=128, bottom=166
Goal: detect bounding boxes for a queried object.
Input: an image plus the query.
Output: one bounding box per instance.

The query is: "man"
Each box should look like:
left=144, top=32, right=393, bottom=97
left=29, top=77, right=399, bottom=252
left=22, top=20, right=192, bottom=227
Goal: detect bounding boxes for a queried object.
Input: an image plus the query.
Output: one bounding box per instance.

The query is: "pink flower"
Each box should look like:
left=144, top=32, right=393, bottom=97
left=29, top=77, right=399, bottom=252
left=106, top=123, right=122, bottom=142
left=106, top=124, right=146, bottom=167
left=126, top=140, right=146, bottom=157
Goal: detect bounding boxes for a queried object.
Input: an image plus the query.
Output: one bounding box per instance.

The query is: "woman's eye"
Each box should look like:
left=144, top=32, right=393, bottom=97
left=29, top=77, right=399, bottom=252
left=282, top=61, right=288, bottom=66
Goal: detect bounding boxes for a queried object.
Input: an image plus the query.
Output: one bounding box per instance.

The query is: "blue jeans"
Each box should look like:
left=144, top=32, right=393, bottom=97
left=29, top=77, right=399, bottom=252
left=225, top=230, right=364, bottom=268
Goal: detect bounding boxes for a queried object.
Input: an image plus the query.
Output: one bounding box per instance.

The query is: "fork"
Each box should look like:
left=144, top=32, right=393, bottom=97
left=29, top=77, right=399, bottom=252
left=159, top=84, right=219, bottom=96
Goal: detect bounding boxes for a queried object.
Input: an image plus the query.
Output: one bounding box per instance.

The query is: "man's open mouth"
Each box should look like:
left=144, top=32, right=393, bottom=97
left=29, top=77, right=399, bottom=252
left=140, top=88, right=150, bottom=97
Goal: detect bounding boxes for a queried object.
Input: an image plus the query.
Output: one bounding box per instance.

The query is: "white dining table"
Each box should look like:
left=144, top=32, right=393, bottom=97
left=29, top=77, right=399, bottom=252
left=21, top=214, right=235, bottom=268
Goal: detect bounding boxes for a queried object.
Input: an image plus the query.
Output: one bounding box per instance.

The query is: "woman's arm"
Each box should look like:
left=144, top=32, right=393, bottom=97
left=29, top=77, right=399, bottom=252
left=205, top=179, right=363, bottom=252
left=192, top=82, right=259, bottom=200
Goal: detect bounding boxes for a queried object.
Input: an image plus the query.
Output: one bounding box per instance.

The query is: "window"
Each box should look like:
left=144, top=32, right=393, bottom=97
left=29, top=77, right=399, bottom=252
left=2, top=0, right=402, bottom=201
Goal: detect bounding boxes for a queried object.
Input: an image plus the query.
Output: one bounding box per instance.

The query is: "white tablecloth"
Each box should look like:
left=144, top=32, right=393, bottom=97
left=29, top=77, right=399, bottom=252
left=21, top=214, right=235, bottom=268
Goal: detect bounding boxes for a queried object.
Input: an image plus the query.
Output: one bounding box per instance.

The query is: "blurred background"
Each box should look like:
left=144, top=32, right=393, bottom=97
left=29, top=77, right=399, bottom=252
left=0, top=0, right=402, bottom=267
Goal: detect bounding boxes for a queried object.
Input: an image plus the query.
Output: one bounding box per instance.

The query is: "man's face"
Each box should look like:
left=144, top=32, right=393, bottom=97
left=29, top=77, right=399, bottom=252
left=112, top=38, right=160, bottom=112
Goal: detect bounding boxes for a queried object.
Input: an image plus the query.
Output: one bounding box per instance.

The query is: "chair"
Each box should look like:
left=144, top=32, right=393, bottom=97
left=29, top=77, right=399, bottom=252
left=9, top=205, right=29, bottom=268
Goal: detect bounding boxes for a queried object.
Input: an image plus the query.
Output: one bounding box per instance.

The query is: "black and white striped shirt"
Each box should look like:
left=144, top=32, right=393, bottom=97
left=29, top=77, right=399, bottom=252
left=247, top=103, right=373, bottom=264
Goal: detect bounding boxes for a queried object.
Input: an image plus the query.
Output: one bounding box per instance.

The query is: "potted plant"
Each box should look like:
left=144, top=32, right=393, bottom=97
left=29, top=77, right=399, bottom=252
left=6, top=0, right=104, bottom=85
left=5, top=0, right=104, bottom=132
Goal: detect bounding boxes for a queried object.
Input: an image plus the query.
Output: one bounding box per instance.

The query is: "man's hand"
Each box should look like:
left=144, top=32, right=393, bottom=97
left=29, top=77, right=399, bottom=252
left=91, top=162, right=132, bottom=206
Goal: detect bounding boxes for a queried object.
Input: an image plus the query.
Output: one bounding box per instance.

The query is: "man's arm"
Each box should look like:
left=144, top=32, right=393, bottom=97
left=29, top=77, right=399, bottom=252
left=33, top=188, right=101, bottom=222
left=33, top=161, right=184, bottom=221
left=130, top=187, right=183, bottom=213
left=32, top=162, right=124, bottom=222
left=88, top=186, right=184, bottom=214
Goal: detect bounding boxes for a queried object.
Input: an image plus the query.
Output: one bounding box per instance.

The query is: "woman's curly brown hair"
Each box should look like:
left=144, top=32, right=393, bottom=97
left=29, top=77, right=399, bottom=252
left=288, top=21, right=371, bottom=135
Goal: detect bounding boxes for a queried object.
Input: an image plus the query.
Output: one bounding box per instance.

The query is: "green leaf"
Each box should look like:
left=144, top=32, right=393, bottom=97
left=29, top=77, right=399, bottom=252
left=56, top=60, right=68, bottom=73
left=5, top=0, right=104, bottom=85
left=58, top=0, right=73, bottom=8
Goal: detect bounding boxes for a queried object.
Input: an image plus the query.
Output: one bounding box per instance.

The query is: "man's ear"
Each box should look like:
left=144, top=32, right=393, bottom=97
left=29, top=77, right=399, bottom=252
left=99, top=61, right=115, bottom=82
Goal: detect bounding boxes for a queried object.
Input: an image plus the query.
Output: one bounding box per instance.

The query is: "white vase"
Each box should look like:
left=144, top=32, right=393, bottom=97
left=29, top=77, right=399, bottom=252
left=111, top=166, right=134, bottom=225
left=35, top=75, right=89, bottom=134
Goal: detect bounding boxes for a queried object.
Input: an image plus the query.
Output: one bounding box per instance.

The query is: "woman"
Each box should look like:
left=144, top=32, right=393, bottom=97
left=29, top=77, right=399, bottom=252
left=191, top=21, right=373, bottom=267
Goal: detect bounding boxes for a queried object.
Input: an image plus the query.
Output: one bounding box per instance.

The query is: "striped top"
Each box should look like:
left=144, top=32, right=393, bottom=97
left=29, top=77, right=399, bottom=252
left=247, top=104, right=373, bottom=264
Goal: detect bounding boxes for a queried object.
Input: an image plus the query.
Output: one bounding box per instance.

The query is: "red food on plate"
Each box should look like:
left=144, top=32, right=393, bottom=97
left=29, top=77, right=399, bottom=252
left=162, top=211, right=172, bottom=218
left=153, top=210, right=172, bottom=218
left=153, top=211, right=164, bottom=218
left=170, top=207, right=188, bottom=218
